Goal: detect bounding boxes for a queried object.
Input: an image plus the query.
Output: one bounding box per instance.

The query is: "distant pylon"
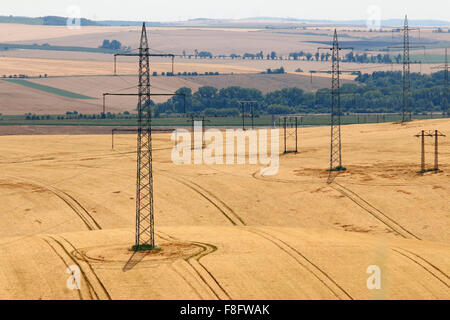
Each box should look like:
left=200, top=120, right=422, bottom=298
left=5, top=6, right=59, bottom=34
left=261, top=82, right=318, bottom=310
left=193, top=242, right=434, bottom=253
left=389, top=15, right=424, bottom=122
left=330, top=30, right=343, bottom=172
left=135, top=22, right=155, bottom=249
left=402, top=15, right=412, bottom=122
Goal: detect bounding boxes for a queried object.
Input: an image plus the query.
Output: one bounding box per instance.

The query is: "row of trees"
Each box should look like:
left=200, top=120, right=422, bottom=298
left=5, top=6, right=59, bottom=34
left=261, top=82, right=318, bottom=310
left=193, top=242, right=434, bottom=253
left=23, top=111, right=133, bottom=120
left=182, top=50, right=283, bottom=60
left=182, top=49, right=403, bottom=64
left=344, top=52, right=403, bottom=64
left=152, top=71, right=449, bottom=117
left=288, top=51, right=403, bottom=64
left=289, top=51, right=332, bottom=61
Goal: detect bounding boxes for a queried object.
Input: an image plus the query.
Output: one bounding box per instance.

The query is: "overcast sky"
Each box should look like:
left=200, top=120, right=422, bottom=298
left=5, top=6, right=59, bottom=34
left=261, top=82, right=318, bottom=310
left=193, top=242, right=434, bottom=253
left=0, top=0, right=448, bottom=22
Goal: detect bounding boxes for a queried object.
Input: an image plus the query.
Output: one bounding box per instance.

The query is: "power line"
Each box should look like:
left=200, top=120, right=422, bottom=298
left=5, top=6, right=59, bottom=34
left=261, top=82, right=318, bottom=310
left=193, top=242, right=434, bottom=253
left=313, top=29, right=360, bottom=182
left=238, top=101, right=258, bottom=131
left=114, top=52, right=175, bottom=76
left=388, top=15, right=425, bottom=122
left=115, top=23, right=177, bottom=251
left=102, top=92, right=186, bottom=115
left=414, top=130, right=446, bottom=174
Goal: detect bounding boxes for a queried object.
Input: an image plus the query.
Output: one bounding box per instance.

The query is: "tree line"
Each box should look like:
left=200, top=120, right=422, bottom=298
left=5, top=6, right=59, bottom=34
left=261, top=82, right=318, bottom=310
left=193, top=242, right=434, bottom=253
left=152, top=71, right=449, bottom=117
left=178, top=49, right=405, bottom=64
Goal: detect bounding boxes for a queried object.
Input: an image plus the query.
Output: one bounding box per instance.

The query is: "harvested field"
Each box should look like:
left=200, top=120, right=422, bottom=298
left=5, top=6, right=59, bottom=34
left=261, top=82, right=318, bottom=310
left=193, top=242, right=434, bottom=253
left=0, top=118, right=448, bottom=299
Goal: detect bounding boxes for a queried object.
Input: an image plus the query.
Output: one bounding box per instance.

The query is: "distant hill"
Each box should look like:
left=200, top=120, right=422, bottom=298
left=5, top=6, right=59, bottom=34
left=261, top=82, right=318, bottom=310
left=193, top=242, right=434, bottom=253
left=0, top=15, right=100, bottom=26
left=240, top=17, right=450, bottom=27
left=100, top=17, right=450, bottom=28
left=97, top=20, right=163, bottom=27
left=0, top=15, right=448, bottom=28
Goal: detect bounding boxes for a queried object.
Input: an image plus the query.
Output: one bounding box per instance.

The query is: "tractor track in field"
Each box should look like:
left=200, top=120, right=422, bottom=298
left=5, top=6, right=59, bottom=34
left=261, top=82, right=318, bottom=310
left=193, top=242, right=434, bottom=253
left=6, top=175, right=101, bottom=231
left=40, top=235, right=101, bottom=300
left=245, top=227, right=353, bottom=300
left=40, top=237, right=86, bottom=300
left=169, top=264, right=203, bottom=300
left=161, top=173, right=246, bottom=226
left=157, top=231, right=205, bottom=298
left=0, top=146, right=173, bottom=166
left=330, top=182, right=420, bottom=240
left=58, top=235, right=112, bottom=300
left=54, top=189, right=101, bottom=231
left=0, top=151, right=134, bottom=166
left=158, top=231, right=231, bottom=300
left=251, top=170, right=319, bottom=185
left=392, top=247, right=450, bottom=289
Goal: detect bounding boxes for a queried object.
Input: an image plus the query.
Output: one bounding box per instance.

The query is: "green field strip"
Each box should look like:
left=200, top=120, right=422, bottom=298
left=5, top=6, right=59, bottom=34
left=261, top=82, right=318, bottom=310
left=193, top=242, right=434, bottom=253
left=5, top=80, right=96, bottom=100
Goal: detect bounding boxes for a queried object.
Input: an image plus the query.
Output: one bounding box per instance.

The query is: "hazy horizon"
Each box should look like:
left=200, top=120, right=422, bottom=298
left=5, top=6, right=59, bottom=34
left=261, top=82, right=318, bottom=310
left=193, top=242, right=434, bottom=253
left=0, top=0, right=448, bottom=22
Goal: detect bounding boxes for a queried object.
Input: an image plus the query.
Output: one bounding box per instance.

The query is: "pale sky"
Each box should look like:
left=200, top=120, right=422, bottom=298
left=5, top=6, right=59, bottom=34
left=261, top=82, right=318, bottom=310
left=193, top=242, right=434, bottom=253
left=0, top=0, right=448, bottom=22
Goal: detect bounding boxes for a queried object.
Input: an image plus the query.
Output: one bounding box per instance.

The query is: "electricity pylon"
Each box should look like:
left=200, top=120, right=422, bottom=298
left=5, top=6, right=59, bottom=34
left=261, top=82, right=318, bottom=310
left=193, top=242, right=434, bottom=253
left=239, top=101, right=258, bottom=130
left=135, top=23, right=154, bottom=250
left=330, top=30, right=343, bottom=172
left=402, top=15, right=412, bottom=122
left=112, top=23, right=176, bottom=250
left=414, top=130, right=446, bottom=173
left=316, top=29, right=356, bottom=176
left=389, top=15, right=425, bottom=122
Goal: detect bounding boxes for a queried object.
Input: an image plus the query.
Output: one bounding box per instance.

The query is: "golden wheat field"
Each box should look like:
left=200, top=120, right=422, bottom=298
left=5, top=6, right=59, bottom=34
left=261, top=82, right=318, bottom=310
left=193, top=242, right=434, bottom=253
left=0, top=118, right=448, bottom=300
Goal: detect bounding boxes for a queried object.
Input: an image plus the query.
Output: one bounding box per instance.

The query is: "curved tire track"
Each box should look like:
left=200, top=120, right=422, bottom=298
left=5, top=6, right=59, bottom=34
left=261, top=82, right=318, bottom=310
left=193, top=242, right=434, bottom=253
left=245, top=227, right=353, bottom=300
left=40, top=237, right=85, bottom=300
left=7, top=175, right=101, bottom=231
left=158, top=231, right=231, bottom=300
left=40, top=236, right=99, bottom=300
left=392, top=247, right=449, bottom=289
left=161, top=174, right=245, bottom=226
left=330, top=182, right=420, bottom=240
left=58, top=235, right=112, bottom=300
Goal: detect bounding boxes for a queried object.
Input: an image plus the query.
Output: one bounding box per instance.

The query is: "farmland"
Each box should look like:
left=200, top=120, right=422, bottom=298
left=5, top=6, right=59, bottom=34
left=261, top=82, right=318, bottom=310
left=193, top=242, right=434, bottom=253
left=0, top=18, right=449, bottom=302
left=0, top=118, right=449, bottom=299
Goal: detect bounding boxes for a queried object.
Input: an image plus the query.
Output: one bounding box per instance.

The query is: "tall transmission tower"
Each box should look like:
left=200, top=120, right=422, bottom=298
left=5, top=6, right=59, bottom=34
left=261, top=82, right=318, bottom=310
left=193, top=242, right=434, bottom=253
left=330, top=30, right=343, bottom=172
left=135, top=23, right=154, bottom=250
left=389, top=15, right=424, bottom=122
left=432, top=48, right=449, bottom=117
left=112, top=23, right=176, bottom=250
left=402, top=15, right=412, bottom=122
left=315, top=30, right=356, bottom=176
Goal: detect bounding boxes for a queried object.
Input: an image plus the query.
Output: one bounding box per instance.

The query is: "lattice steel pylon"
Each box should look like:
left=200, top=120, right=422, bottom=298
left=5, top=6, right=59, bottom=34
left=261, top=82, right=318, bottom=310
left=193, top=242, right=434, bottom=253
left=330, top=30, right=343, bottom=172
left=314, top=30, right=356, bottom=182
left=135, top=22, right=155, bottom=249
left=402, top=15, right=412, bottom=122
left=389, top=15, right=424, bottom=122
